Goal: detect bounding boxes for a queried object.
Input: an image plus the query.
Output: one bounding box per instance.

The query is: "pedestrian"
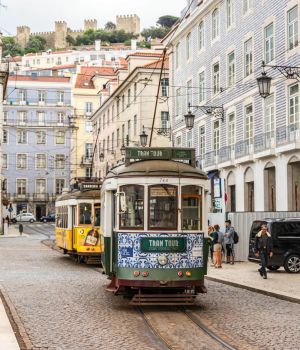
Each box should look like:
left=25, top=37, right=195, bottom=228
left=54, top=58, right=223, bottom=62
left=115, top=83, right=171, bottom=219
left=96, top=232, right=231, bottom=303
left=19, top=223, right=23, bottom=236
left=208, top=225, right=214, bottom=263
left=213, top=224, right=223, bottom=268
left=224, top=219, right=235, bottom=264
left=255, top=224, right=273, bottom=279
left=5, top=215, right=10, bottom=227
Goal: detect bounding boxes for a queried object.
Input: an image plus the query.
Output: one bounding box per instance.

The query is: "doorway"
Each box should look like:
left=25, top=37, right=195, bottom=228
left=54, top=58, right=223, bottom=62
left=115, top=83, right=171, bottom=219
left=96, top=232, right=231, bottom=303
left=36, top=204, right=46, bottom=220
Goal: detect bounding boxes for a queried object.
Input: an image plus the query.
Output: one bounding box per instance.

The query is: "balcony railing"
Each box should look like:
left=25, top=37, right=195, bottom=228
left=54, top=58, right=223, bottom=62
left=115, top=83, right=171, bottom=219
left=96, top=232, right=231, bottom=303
left=204, top=151, right=217, bottom=167
left=276, top=124, right=300, bottom=146
left=13, top=193, right=30, bottom=201
left=254, top=132, right=274, bottom=152
left=33, top=193, right=49, bottom=201
left=235, top=140, right=251, bottom=158
left=218, top=146, right=233, bottom=163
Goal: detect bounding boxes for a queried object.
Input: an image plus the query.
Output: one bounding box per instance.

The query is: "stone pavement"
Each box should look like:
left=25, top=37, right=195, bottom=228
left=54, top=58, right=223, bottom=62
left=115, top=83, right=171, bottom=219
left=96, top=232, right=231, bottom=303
left=0, top=298, right=20, bottom=350
left=0, top=224, right=29, bottom=238
left=207, top=261, right=300, bottom=303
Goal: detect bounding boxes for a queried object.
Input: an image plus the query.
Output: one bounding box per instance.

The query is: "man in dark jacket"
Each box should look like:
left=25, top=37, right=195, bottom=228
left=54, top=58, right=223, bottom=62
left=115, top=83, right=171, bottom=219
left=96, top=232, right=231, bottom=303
left=255, top=224, right=273, bottom=279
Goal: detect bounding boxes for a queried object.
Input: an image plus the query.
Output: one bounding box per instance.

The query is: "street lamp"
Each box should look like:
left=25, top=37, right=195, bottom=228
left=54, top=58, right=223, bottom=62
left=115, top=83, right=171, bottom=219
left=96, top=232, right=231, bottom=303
left=257, top=71, right=272, bottom=98
left=185, top=103, right=224, bottom=127
left=184, top=109, right=195, bottom=130
left=120, top=143, right=126, bottom=156
left=99, top=153, right=104, bottom=162
left=140, top=127, right=148, bottom=147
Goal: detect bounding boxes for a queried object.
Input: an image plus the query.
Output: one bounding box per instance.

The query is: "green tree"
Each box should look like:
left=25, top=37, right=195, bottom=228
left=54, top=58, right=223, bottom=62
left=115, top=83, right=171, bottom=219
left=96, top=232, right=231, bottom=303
left=105, top=21, right=116, bottom=31
left=66, top=35, right=76, bottom=46
left=25, top=36, right=47, bottom=54
left=157, top=15, right=179, bottom=28
left=2, top=37, right=24, bottom=57
left=141, top=26, right=169, bottom=40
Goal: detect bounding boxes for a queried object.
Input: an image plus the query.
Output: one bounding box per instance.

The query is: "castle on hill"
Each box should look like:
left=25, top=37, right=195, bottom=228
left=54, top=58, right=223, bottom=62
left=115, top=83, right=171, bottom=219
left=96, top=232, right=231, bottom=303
left=16, top=15, right=141, bottom=50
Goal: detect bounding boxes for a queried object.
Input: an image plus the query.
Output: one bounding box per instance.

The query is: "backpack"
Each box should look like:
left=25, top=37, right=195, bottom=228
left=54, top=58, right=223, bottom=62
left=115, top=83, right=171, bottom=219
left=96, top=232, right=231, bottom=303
left=233, top=231, right=239, bottom=244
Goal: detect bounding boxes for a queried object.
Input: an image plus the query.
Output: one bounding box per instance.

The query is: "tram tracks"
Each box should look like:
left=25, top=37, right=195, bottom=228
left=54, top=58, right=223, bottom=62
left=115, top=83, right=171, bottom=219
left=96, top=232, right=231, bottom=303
left=138, top=306, right=237, bottom=350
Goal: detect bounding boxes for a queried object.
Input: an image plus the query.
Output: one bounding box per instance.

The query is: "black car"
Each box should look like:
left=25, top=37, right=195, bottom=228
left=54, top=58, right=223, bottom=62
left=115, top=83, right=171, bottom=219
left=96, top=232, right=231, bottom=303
left=248, top=219, right=300, bottom=273
left=40, top=214, right=56, bottom=223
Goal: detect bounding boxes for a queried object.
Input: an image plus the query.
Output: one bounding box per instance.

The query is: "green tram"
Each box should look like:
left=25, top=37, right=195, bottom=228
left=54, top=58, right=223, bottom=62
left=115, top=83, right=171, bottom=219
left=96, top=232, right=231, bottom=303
left=101, top=148, right=210, bottom=305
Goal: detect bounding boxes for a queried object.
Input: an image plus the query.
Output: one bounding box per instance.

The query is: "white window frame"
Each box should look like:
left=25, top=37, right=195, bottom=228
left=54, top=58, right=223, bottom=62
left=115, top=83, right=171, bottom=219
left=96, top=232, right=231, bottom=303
left=213, top=120, right=220, bottom=152
left=264, top=23, right=274, bottom=64
left=161, top=111, right=169, bottom=130
left=228, top=112, right=235, bottom=148
left=227, top=0, right=234, bottom=29
left=199, top=71, right=205, bottom=103
left=17, top=130, right=27, bottom=144
left=199, top=125, right=205, bottom=158
left=176, top=88, right=181, bottom=116
left=244, top=38, right=253, bottom=77
left=2, top=129, right=8, bottom=144
left=2, top=154, right=8, bottom=169
left=37, top=111, right=46, bottom=126
left=265, top=94, right=275, bottom=137
left=187, top=79, right=193, bottom=108
left=228, top=51, right=235, bottom=87
left=55, top=154, right=66, bottom=169
left=287, top=5, right=298, bottom=51
left=212, top=8, right=220, bottom=41
left=55, top=130, right=65, bottom=145
left=16, top=179, right=27, bottom=195
left=213, top=62, right=220, bottom=95
left=36, top=131, right=46, bottom=144
left=16, top=153, right=27, bottom=170
left=36, top=154, right=47, bottom=169
left=198, top=21, right=204, bottom=50
left=289, top=83, right=299, bottom=127
left=186, top=33, right=191, bottom=61
left=245, top=103, right=254, bottom=143
left=36, top=178, right=46, bottom=194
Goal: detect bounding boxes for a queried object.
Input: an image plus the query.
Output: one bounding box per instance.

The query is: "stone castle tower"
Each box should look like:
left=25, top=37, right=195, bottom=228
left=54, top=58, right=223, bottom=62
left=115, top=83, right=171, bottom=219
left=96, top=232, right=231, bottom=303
left=55, top=21, right=68, bottom=50
left=116, top=14, right=140, bottom=34
left=84, top=19, right=97, bottom=31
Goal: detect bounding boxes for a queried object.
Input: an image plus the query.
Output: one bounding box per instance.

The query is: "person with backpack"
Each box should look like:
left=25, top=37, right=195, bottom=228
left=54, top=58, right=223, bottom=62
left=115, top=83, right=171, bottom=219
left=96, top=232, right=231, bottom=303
left=224, top=219, right=235, bottom=265
left=210, top=224, right=223, bottom=268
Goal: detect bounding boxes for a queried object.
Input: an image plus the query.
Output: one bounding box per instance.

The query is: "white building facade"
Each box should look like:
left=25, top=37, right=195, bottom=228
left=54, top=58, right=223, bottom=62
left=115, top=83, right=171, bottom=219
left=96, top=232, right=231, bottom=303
left=168, top=0, right=300, bottom=223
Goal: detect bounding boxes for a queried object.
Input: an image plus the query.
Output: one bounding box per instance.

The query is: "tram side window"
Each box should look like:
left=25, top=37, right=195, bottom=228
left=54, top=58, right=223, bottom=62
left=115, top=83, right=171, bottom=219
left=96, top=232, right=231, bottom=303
left=120, top=185, right=144, bottom=229
left=94, top=205, right=101, bottom=226
left=79, top=203, right=92, bottom=224
left=149, top=185, right=177, bottom=230
left=181, top=186, right=202, bottom=231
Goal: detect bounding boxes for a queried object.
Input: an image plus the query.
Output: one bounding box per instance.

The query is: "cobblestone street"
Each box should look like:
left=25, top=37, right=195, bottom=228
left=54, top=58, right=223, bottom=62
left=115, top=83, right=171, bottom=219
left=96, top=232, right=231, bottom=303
left=1, top=225, right=300, bottom=350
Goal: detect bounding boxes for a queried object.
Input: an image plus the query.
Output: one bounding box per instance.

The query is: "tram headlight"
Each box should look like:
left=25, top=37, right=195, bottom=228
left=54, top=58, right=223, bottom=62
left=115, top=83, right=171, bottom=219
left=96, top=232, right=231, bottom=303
left=158, top=255, right=168, bottom=266
left=186, top=271, right=192, bottom=277
left=79, top=229, right=84, bottom=234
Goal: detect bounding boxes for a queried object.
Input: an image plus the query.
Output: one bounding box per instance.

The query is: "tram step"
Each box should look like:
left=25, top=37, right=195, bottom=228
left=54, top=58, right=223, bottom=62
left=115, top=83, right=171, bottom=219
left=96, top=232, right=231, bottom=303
left=130, top=293, right=196, bottom=306
left=86, top=257, right=102, bottom=265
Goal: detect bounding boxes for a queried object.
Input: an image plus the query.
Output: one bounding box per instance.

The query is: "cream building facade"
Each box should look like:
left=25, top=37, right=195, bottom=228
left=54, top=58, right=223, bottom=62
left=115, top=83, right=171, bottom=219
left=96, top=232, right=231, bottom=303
left=91, top=52, right=171, bottom=179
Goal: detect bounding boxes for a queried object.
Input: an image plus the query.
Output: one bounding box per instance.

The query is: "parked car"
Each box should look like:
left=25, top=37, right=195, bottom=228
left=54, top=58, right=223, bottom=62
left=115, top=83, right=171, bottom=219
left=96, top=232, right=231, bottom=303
left=11, top=213, right=36, bottom=223
left=248, top=218, right=300, bottom=273
left=40, top=214, right=56, bottom=223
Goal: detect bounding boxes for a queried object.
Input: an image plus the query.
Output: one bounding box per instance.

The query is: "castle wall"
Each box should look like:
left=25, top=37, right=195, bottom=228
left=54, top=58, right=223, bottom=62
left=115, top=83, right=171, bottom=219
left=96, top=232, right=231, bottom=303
left=116, top=14, right=140, bottom=34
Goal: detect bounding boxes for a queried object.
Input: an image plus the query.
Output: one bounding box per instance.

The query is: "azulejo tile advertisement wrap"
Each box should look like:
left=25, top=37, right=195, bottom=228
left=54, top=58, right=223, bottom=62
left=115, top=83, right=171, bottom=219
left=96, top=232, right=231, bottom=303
left=117, top=233, right=204, bottom=268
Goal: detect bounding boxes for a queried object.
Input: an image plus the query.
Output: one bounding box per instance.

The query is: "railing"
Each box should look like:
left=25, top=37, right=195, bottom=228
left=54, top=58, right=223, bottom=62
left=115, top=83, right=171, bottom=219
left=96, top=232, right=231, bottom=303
left=13, top=193, right=30, bottom=201
left=235, top=140, right=251, bottom=158
left=3, top=99, right=72, bottom=107
left=81, top=156, right=93, bottom=166
left=218, top=146, right=233, bottom=163
left=254, top=132, right=274, bottom=152
left=204, top=151, right=217, bottom=167
left=276, top=124, right=300, bottom=146
left=33, top=193, right=49, bottom=201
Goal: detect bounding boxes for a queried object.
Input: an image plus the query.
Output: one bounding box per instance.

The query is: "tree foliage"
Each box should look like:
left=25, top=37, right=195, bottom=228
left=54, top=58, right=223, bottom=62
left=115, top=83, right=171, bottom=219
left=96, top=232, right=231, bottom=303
left=2, top=37, right=24, bottom=57
left=141, top=26, right=169, bottom=40
left=157, top=15, right=179, bottom=28
left=25, top=36, right=47, bottom=54
left=75, top=29, right=137, bottom=46
left=66, top=35, right=76, bottom=46
left=105, top=21, right=116, bottom=31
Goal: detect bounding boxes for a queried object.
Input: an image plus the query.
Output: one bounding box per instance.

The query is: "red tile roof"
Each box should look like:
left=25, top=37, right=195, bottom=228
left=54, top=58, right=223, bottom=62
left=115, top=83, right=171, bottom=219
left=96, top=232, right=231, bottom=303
left=75, top=66, right=115, bottom=89
left=52, top=64, right=76, bottom=70
left=143, top=57, right=169, bottom=69
left=8, top=75, right=70, bottom=83
left=126, top=52, right=163, bottom=60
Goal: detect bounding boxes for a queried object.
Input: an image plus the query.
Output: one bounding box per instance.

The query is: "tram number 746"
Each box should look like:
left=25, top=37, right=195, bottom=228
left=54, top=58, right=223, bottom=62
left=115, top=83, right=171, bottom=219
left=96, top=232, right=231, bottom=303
left=160, top=177, right=169, bottom=183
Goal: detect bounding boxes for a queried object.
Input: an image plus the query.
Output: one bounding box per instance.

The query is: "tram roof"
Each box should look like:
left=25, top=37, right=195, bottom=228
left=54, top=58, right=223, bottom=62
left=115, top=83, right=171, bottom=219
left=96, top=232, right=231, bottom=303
left=56, top=189, right=100, bottom=202
left=105, top=160, right=208, bottom=180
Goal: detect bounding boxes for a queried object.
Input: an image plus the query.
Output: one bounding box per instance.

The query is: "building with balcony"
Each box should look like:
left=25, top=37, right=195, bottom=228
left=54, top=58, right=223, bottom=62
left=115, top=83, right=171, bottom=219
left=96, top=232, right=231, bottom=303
left=168, top=0, right=300, bottom=221
left=2, top=75, right=72, bottom=219
left=91, top=52, right=171, bottom=179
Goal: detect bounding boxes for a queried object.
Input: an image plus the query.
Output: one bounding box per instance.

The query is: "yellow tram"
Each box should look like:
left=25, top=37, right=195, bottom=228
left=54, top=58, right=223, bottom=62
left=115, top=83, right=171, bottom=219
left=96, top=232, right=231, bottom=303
left=55, top=179, right=103, bottom=264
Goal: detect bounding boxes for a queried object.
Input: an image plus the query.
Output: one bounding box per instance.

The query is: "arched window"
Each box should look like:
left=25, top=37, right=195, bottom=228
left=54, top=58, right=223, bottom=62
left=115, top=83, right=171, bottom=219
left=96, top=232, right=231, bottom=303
left=212, top=8, right=220, bottom=40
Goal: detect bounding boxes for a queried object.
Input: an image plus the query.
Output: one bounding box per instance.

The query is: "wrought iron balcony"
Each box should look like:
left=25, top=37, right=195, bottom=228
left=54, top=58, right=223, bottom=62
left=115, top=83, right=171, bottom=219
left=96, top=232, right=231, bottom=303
left=204, top=151, right=217, bottom=167
left=33, top=193, right=49, bottom=201
left=276, top=124, right=300, bottom=146
left=13, top=193, right=30, bottom=201
left=235, top=140, right=251, bottom=158
left=218, top=146, right=233, bottom=163
left=254, top=132, right=274, bottom=152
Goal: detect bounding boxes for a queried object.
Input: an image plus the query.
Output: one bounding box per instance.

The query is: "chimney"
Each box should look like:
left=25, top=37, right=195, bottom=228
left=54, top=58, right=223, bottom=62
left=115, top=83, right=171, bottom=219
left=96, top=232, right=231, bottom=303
left=95, top=40, right=101, bottom=51
left=131, top=39, right=137, bottom=51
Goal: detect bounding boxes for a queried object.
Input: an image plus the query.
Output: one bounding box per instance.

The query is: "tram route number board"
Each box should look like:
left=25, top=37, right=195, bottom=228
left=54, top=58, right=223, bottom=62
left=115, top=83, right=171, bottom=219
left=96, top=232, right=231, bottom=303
left=140, top=237, right=186, bottom=253
left=125, top=148, right=194, bottom=161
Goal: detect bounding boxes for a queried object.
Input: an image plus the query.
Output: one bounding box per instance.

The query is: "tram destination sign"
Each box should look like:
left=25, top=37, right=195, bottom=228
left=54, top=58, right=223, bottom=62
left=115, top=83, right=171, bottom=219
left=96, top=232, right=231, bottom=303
left=140, top=237, right=186, bottom=253
left=125, top=147, right=195, bottom=164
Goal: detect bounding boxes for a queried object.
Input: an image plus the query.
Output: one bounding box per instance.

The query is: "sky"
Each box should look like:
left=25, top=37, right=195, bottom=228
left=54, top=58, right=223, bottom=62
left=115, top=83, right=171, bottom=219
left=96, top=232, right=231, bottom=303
left=0, top=0, right=186, bottom=36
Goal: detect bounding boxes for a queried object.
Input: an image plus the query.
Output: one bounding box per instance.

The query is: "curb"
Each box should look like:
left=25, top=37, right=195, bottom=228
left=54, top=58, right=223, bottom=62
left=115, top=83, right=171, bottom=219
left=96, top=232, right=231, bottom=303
left=0, top=287, right=33, bottom=350
left=205, top=276, right=300, bottom=305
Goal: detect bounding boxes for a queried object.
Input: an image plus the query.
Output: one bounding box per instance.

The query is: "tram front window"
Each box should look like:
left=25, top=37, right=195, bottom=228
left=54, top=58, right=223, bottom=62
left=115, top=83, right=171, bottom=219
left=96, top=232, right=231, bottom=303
left=120, top=185, right=144, bottom=229
left=79, top=203, right=92, bottom=224
left=181, top=185, right=202, bottom=231
left=94, top=206, right=100, bottom=227
left=149, top=185, right=177, bottom=230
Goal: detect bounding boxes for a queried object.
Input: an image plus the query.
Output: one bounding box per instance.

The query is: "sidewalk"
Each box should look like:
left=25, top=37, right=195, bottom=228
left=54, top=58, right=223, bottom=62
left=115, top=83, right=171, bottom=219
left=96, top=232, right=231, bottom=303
left=0, top=225, right=28, bottom=238
left=0, top=299, right=20, bottom=350
left=207, top=262, right=300, bottom=304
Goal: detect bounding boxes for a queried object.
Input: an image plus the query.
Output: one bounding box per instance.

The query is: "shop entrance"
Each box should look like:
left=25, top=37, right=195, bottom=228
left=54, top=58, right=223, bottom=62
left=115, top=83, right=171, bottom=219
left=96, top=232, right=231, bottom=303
left=35, top=204, right=46, bottom=220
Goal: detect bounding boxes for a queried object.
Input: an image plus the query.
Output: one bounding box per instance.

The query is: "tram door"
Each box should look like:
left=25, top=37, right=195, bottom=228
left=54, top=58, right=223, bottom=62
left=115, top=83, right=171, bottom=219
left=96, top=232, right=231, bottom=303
left=72, top=206, right=77, bottom=247
left=112, top=191, right=117, bottom=271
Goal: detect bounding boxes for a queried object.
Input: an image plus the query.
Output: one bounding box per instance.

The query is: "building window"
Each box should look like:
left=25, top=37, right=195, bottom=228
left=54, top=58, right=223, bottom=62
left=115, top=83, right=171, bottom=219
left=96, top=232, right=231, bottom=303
left=227, top=0, right=234, bottom=28
left=213, top=120, right=220, bottom=152
left=228, top=112, right=235, bottom=148
left=122, top=124, right=125, bottom=144
left=187, top=80, right=193, bottom=108
left=265, top=94, right=275, bottom=136
left=187, top=130, right=193, bottom=148
left=128, top=89, right=131, bottom=106
left=112, top=105, right=115, bottom=122
left=57, top=112, right=65, bottom=124
left=85, top=121, right=93, bottom=132
left=103, top=139, right=106, bottom=155
left=264, top=23, right=274, bottom=63
left=58, top=91, right=64, bottom=103
left=85, top=102, right=93, bottom=113
left=17, top=154, right=27, bottom=169
left=213, top=62, right=220, bottom=94
left=38, top=90, right=46, bottom=102
left=243, top=0, right=252, bottom=15
left=36, top=179, right=46, bottom=194
left=37, top=112, right=45, bottom=126
left=228, top=51, right=235, bottom=87
left=134, top=83, right=137, bottom=101
left=17, top=130, right=27, bottom=144
left=245, top=104, right=254, bottom=143
left=198, top=21, right=204, bottom=50
left=176, top=88, right=181, bottom=116
left=55, top=131, right=65, bottom=144
left=3, top=111, right=8, bottom=123
left=199, top=71, right=205, bottom=103
left=288, top=6, right=298, bottom=50
left=36, top=154, right=46, bottom=169
left=212, top=8, right=220, bottom=40
left=112, top=132, right=115, bottom=151
left=103, top=114, right=105, bottom=129
left=116, top=100, right=120, bottom=116
left=55, top=155, right=66, bottom=169
left=161, top=78, right=169, bottom=97
left=85, top=143, right=93, bottom=159
left=86, top=167, right=92, bottom=178
left=18, top=111, right=27, bottom=125
left=186, top=32, right=191, bottom=60
left=56, top=179, right=65, bottom=195
left=244, top=38, right=253, bottom=77
left=127, top=120, right=131, bottom=140
left=289, top=84, right=299, bottom=127
left=117, top=128, right=120, bottom=147
left=161, top=112, right=169, bottom=130
left=36, top=131, right=46, bottom=144
left=122, top=95, right=125, bottom=111
left=176, top=135, right=181, bottom=146
left=17, top=179, right=27, bottom=195
left=175, top=43, right=180, bottom=69
left=19, top=90, right=26, bottom=102
left=2, top=130, right=8, bottom=144
left=134, top=115, right=137, bottom=136
left=2, top=154, right=7, bottom=169
left=199, top=126, right=205, bottom=158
